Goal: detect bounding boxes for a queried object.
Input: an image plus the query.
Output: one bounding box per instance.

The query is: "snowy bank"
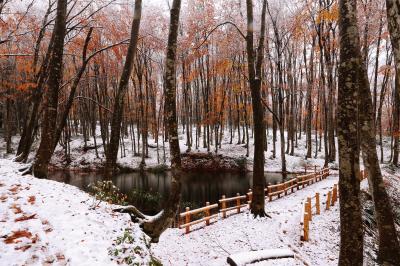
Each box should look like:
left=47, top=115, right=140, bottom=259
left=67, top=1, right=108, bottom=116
left=0, top=159, right=153, bottom=266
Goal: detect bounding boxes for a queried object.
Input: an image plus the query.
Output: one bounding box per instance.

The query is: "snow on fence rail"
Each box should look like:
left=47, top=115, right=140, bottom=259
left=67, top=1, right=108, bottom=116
left=219, top=193, right=248, bottom=218
left=179, top=202, right=219, bottom=233
left=179, top=166, right=330, bottom=234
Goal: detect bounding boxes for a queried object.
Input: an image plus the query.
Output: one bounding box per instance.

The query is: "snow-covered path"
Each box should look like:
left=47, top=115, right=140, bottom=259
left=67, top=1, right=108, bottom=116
left=153, top=174, right=340, bottom=266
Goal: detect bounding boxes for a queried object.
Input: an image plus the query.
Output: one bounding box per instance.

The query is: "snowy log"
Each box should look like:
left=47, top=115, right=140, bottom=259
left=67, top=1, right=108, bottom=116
left=227, top=249, right=295, bottom=266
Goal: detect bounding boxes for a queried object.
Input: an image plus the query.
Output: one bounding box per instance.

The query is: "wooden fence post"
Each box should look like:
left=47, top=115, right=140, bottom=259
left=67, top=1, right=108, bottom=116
left=305, top=165, right=307, bottom=174
left=332, top=184, right=338, bottom=205
left=205, top=202, right=210, bottom=226
left=326, top=191, right=331, bottom=210
left=307, top=197, right=312, bottom=221
left=221, top=195, right=226, bottom=218
left=304, top=213, right=309, bottom=241
left=185, top=207, right=190, bottom=234
left=316, top=193, right=320, bottom=215
left=236, top=193, right=241, bottom=213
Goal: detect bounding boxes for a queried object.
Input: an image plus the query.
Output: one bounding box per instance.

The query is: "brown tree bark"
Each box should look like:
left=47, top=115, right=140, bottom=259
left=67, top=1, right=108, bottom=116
left=356, top=0, right=400, bottom=263
left=387, top=0, right=400, bottom=166
left=32, top=0, right=68, bottom=178
left=246, top=0, right=267, bottom=217
left=104, top=0, right=142, bottom=177
left=140, top=0, right=183, bottom=242
left=337, top=0, right=364, bottom=264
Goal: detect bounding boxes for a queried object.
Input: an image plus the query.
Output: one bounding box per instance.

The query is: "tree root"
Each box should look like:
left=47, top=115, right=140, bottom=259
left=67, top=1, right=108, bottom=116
left=18, top=164, right=33, bottom=176
left=113, top=205, right=147, bottom=221
left=114, top=205, right=172, bottom=243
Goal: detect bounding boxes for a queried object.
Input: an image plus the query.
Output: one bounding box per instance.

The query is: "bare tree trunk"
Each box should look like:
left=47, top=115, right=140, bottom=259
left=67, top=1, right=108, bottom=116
left=337, top=0, right=363, bottom=264
left=140, top=0, right=182, bottom=242
left=32, top=0, right=68, bottom=178
left=104, top=0, right=142, bottom=177
left=247, top=0, right=267, bottom=217
left=5, top=98, right=12, bottom=154
left=387, top=0, right=400, bottom=166
left=305, top=36, right=315, bottom=159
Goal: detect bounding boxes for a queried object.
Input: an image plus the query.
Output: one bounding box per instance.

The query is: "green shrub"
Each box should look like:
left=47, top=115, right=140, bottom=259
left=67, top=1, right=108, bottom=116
left=88, top=180, right=128, bottom=206
left=128, top=189, right=162, bottom=214
left=109, top=229, right=163, bottom=265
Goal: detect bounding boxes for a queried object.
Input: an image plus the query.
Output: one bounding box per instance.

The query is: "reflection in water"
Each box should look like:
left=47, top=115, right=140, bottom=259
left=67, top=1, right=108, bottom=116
left=49, top=170, right=291, bottom=210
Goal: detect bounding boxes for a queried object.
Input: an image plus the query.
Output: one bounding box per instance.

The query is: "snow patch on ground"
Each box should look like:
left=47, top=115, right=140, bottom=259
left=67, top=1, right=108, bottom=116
left=0, top=159, right=151, bottom=266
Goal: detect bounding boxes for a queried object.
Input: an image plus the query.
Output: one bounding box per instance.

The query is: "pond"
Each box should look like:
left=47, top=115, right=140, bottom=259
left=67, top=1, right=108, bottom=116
left=48, top=170, right=294, bottom=214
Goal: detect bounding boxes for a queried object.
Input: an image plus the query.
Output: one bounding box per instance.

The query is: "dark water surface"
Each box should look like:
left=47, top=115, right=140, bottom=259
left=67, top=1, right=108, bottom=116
left=48, top=170, right=292, bottom=213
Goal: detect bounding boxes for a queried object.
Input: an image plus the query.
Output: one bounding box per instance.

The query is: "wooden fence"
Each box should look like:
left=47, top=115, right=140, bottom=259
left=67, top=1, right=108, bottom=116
left=300, top=169, right=369, bottom=241
left=178, top=166, right=331, bottom=234
left=301, top=183, right=338, bottom=241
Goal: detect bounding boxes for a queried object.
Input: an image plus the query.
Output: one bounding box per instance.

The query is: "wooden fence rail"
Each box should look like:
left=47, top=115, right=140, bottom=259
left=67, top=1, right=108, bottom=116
left=179, top=166, right=331, bottom=234
left=179, top=202, right=219, bottom=234
left=219, top=193, right=248, bottom=218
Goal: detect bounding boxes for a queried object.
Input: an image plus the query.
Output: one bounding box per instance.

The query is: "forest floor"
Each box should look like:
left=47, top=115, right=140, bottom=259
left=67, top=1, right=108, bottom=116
left=1, top=128, right=334, bottom=173
left=1, top=127, right=395, bottom=175
left=2, top=157, right=398, bottom=265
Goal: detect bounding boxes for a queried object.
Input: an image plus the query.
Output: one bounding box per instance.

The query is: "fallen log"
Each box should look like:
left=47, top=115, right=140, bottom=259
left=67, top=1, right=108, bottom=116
left=227, top=249, right=295, bottom=266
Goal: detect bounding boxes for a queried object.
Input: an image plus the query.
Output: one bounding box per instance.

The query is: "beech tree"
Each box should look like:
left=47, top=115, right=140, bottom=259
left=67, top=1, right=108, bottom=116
left=32, top=0, right=68, bottom=178
left=337, top=0, right=364, bottom=264
left=104, top=0, right=142, bottom=177
left=246, top=0, right=268, bottom=217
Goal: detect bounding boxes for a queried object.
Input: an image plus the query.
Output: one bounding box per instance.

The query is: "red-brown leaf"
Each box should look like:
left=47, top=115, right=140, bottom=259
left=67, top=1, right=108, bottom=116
left=15, top=214, right=36, bottom=222
left=28, top=196, right=35, bottom=205
left=11, top=204, right=22, bottom=214
left=15, top=245, right=32, bottom=251
left=4, top=230, right=32, bottom=244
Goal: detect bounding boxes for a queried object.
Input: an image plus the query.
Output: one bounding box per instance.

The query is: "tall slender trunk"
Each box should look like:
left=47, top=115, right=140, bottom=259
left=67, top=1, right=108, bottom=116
left=141, top=0, right=182, bottom=242
left=387, top=0, right=400, bottom=166
left=104, top=0, right=142, bottom=177
left=337, top=0, right=364, bottom=264
left=32, top=0, right=68, bottom=178
left=247, top=0, right=267, bottom=217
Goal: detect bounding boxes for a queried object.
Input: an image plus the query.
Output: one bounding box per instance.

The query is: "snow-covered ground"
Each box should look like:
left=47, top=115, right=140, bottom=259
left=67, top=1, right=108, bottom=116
left=2, top=126, right=396, bottom=176
left=0, top=159, right=153, bottom=266
left=0, top=128, right=332, bottom=173
left=1, top=158, right=343, bottom=265
left=1, top=156, right=399, bottom=265
left=1, top=129, right=400, bottom=265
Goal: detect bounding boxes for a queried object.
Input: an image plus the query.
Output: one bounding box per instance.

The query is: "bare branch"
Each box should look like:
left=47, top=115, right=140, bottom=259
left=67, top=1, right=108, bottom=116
left=195, top=21, right=246, bottom=50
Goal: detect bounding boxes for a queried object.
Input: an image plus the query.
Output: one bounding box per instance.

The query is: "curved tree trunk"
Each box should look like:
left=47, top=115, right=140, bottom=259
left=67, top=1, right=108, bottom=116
left=32, top=0, right=68, bottom=178
left=104, top=0, right=142, bottom=177
left=140, top=0, right=183, bottom=242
